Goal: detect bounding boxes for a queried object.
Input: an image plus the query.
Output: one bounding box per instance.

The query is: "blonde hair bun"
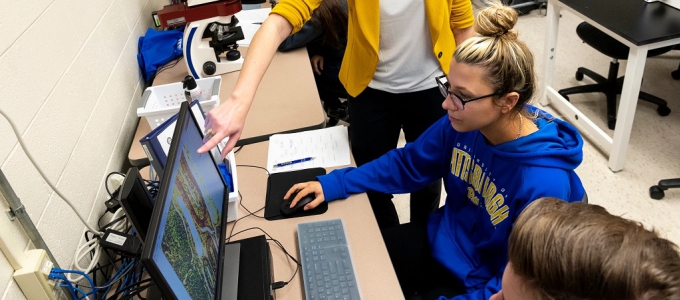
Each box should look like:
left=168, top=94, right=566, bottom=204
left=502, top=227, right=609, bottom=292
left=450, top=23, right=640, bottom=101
left=475, top=2, right=519, bottom=39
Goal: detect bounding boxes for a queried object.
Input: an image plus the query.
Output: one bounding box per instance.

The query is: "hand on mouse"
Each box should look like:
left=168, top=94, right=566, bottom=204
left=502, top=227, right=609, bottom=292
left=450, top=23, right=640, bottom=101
left=284, top=181, right=325, bottom=211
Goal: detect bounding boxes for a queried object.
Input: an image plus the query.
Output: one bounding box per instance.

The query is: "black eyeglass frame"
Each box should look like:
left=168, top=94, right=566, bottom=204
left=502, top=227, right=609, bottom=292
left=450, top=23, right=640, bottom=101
left=435, top=74, right=502, bottom=110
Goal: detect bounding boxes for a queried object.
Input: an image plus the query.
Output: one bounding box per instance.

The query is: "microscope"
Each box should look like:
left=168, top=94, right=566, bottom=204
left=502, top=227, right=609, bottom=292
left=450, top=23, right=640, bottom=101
left=154, top=0, right=245, bottom=79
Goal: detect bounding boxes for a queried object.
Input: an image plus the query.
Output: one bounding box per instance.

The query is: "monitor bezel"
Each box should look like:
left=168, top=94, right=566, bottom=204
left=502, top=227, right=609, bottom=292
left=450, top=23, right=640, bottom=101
left=140, top=101, right=230, bottom=300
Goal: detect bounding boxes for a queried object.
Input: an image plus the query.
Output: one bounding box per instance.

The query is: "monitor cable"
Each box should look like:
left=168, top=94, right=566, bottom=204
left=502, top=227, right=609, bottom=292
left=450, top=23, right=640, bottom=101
left=0, top=107, right=103, bottom=236
left=227, top=226, right=301, bottom=290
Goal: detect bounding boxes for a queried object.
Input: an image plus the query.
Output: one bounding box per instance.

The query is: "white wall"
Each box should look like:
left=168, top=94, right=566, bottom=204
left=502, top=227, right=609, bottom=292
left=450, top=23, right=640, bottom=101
left=0, top=0, right=167, bottom=298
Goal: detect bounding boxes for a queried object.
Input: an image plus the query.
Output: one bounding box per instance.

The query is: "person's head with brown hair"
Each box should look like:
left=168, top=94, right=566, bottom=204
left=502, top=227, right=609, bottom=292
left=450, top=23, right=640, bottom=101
left=309, top=0, right=347, bottom=49
left=490, top=197, right=680, bottom=300
left=440, top=0, right=538, bottom=145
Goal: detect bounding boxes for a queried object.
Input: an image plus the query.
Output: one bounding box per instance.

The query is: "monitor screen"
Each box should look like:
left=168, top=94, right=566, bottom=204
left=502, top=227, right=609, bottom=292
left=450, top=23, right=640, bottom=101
left=142, top=101, right=229, bottom=300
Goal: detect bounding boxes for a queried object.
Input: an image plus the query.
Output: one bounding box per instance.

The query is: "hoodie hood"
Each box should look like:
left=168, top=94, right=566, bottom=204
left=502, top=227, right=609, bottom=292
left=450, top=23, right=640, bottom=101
left=491, top=106, right=583, bottom=170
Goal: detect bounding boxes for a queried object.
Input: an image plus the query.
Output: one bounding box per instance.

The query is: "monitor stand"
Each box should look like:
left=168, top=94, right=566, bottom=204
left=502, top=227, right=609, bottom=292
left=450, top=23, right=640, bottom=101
left=221, top=243, right=241, bottom=300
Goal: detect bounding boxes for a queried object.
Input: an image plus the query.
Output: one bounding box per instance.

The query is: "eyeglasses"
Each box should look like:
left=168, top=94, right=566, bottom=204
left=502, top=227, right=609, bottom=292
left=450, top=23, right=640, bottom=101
left=436, top=74, right=501, bottom=110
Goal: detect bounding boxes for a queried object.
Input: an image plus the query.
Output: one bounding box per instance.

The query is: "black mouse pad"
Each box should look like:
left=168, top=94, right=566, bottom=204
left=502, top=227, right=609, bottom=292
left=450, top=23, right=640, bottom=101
left=264, top=168, right=328, bottom=220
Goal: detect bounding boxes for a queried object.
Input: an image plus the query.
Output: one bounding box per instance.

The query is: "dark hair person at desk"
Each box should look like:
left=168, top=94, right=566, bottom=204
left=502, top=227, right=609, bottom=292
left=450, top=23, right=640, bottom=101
left=277, top=0, right=349, bottom=126
left=198, top=0, right=476, bottom=229
left=490, top=197, right=680, bottom=300
left=283, top=3, right=586, bottom=299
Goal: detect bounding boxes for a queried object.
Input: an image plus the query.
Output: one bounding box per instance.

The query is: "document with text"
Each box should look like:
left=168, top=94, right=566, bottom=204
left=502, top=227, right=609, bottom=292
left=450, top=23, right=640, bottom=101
left=267, top=126, right=351, bottom=174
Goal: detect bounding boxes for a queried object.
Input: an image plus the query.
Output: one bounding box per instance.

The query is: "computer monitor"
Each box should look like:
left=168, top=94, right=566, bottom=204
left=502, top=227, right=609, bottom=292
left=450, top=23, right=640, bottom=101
left=141, top=101, right=229, bottom=300
left=118, top=167, right=155, bottom=241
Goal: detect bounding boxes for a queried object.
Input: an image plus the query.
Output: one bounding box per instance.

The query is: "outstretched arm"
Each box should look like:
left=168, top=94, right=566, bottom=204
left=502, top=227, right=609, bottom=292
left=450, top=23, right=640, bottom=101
left=450, top=0, right=476, bottom=47
left=198, top=14, right=293, bottom=158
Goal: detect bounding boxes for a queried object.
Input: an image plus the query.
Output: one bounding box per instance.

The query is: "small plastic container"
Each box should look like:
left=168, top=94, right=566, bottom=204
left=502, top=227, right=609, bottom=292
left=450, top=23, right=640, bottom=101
left=183, top=75, right=205, bottom=102
left=137, top=76, right=221, bottom=129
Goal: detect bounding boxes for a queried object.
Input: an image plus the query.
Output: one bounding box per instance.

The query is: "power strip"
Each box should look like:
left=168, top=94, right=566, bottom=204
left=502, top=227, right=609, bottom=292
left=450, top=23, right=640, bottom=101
left=13, top=249, right=56, bottom=300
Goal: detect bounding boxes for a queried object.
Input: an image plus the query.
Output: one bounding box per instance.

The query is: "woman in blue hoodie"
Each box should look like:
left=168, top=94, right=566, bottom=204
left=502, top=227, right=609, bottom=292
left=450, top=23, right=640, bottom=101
left=284, top=2, right=585, bottom=299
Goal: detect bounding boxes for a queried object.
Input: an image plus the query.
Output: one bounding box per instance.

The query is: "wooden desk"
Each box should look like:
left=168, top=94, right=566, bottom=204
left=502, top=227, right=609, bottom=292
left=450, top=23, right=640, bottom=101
left=129, top=47, right=326, bottom=166
left=229, top=142, right=404, bottom=299
left=540, top=0, right=680, bottom=171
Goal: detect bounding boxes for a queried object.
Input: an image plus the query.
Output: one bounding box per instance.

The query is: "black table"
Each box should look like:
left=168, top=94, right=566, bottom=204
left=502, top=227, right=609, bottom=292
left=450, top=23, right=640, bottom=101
left=540, top=0, right=680, bottom=171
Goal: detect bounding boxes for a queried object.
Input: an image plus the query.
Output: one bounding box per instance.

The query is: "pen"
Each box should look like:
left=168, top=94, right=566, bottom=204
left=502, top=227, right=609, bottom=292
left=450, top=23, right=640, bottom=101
left=273, top=157, right=314, bottom=168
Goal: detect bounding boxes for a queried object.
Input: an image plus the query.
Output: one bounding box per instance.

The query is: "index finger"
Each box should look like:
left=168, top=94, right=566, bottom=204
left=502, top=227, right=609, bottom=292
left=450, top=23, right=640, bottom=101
left=198, top=131, right=227, bottom=154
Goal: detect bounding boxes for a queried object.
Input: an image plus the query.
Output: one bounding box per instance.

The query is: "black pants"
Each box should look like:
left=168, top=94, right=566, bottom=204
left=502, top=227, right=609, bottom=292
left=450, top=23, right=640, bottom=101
left=314, top=58, right=346, bottom=110
left=348, top=87, right=445, bottom=228
left=382, top=223, right=466, bottom=299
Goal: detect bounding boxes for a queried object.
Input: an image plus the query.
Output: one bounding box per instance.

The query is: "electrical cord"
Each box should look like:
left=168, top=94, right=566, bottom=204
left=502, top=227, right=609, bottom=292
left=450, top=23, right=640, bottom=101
left=106, top=278, right=154, bottom=300
left=226, top=226, right=301, bottom=289
left=224, top=164, right=301, bottom=289
left=51, top=273, right=86, bottom=300
left=0, top=107, right=103, bottom=236
left=105, top=171, right=125, bottom=198
left=50, top=268, right=97, bottom=299
left=146, top=56, right=183, bottom=86
left=68, top=207, right=127, bottom=283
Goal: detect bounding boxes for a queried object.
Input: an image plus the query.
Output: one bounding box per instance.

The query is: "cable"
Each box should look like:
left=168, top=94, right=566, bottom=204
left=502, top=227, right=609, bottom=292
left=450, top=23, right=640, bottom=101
left=51, top=274, right=82, bottom=300
left=105, top=172, right=125, bottom=198
left=225, top=165, right=271, bottom=242
left=226, top=226, right=301, bottom=289
left=147, top=56, right=183, bottom=85
left=68, top=207, right=127, bottom=283
left=120, top=282, right=155, bottom=300
left=237, top=164, right=270, bottom=175
left=106, top=278, right=153, bottom=300
left=50, top=268, right=97, bottom=299
left=0, top=107, right=103, bottom=236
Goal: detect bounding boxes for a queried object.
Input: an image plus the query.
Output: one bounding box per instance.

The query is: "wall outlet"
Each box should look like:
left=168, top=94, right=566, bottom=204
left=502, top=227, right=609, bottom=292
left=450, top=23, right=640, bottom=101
left=13, top=249, right=56, bottom=300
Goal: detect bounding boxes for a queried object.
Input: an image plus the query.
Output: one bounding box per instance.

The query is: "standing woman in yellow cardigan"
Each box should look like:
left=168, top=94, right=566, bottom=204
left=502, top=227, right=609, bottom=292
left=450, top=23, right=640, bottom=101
left=199, top=0, right=475, bottom=228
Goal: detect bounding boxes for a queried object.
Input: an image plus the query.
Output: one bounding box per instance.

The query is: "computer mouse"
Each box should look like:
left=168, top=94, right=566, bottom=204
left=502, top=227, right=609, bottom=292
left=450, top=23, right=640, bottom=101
left=280, top=191, right=315, bottom=216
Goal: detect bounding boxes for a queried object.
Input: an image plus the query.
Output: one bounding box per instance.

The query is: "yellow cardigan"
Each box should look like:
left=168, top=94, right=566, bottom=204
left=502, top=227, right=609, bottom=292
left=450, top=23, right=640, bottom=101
left=272, top=0, right=475, bottom=97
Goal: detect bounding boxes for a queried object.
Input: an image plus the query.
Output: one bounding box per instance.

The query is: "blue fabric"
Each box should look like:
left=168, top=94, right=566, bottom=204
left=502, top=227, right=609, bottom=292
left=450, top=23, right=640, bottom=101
left=218, top=163, right=234, bottom=193
left=137, top=27, right=184, bottom=82
left=317, top=105, right=585, bottom=300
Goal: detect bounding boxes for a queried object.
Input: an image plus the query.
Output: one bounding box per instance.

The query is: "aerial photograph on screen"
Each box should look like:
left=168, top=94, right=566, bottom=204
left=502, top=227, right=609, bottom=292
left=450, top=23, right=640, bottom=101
left=160, top=145, right=223, bottom=299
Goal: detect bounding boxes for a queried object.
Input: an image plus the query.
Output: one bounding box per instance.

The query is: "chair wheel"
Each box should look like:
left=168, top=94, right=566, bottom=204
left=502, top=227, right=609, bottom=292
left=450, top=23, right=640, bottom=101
left=575, top=71, right=584, bottom=81
left=327, top=117, right=339, bottom=126
left=607, top=119, right=616, bottom=130
left=657, top=106, right=671, bottom=116
left=650, top=185, right=665, bottom=200
left=672, top=69, right=680, bottom=80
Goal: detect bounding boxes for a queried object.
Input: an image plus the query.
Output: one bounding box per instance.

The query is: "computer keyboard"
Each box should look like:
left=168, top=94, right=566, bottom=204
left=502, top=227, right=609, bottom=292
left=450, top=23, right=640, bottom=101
left=297, top=219, right=361, bottom=300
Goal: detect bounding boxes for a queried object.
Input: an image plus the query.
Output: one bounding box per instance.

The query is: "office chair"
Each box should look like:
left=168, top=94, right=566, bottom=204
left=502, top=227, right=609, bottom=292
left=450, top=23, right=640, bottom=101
left=650, top=179, right=680, bottom=200
left=558, top=22, right=673, bottom=130
left=506, top=0, right=546, bottom=14
left=648, top=52, right=680, bottom=200
left=649, top=51, right=680, bottom=200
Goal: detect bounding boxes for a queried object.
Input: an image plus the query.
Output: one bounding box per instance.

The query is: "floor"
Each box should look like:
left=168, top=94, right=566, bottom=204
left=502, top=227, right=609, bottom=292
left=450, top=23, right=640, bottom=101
left=378, top=5, right=680, bottom=245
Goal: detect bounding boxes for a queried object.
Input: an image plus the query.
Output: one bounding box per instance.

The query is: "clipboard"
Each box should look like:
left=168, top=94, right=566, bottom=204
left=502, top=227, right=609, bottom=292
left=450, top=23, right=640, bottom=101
left=264, top=168, right=328, bottom=220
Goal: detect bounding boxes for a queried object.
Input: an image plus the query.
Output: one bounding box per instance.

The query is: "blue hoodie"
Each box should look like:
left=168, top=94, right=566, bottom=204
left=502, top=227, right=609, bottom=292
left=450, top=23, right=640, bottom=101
left=317, top=106, right=585, bottom=299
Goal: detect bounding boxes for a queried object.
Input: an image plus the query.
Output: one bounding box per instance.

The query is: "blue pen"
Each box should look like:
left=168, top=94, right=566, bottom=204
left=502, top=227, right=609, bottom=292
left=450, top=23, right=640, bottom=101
left=273, top=157, right=314, bottom=168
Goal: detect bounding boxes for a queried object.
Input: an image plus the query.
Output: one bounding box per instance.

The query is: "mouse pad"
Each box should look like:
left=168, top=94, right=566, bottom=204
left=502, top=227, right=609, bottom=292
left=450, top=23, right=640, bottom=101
left=264, top=168, right=328, bottom=220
